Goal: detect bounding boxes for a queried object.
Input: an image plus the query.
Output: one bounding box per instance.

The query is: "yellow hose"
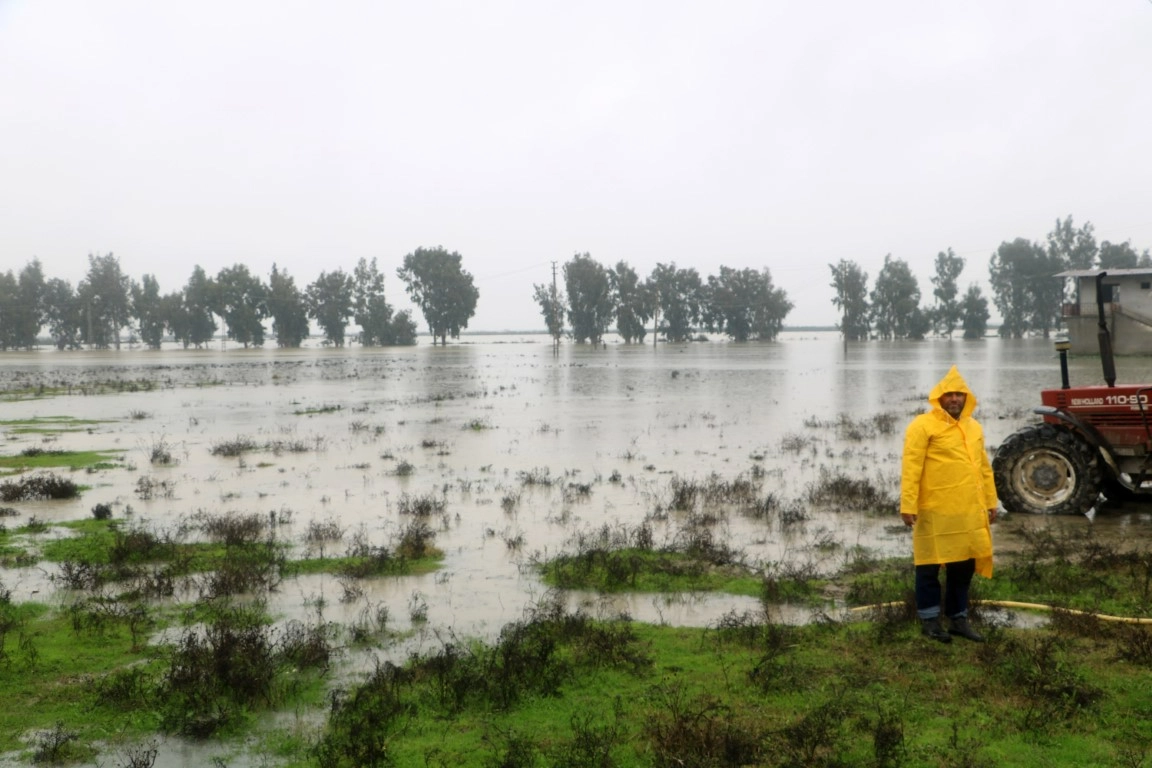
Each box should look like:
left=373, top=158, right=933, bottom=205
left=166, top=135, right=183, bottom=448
left=849, top=599, right=1152, bottom=625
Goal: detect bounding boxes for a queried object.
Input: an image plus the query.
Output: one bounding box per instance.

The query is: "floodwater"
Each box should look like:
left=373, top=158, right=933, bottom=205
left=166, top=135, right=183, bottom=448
left=3, top=331, right=1152, bottom=766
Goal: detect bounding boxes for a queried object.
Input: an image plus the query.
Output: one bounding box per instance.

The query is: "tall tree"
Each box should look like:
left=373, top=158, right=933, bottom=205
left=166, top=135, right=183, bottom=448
left=43, top=277, right=82, bottom=350
left=988, top=238, right=1062, bottom=338
left=352, top=257, right=416, bottom=346
left=397, top=246, right=480, bottom=346
left=215, top=264, right=268, bottom=347
left=1098, top=240, right=1149, bottom=269
left=563, top=253, right=614, bottom=345
left=1046, top=216, right=1097, bottom=271
left=0, top=271, right=18, bottom=350
left=929, top=248, right=964, bottom=338
left=267, top=264, right=310, bottom=348
left=388, top=311, right=419, bottom=346
left=132, top=274, right=166, bottom=349
left=961, top=284, right=990, bottom=340
left=704, top=266, right=792, bottom=342
left=532, top=282, right=565, bottom=343
left=306, top=269, right=355, bottom=347
left=829, top=260, right=870, bottom=341
left=748, top=268, right=793, bottom=341
left=77, top=253, right=132, bottom=349
left=610, top=261, right=649, bottom=344
left=161, top=291, right=191, bottom=348
left=5, top=259, right=46, bottom=349
left=648, top=263, right=703, bottom=343
left=869, top=255, right=922, bottom=340
left=181, top=265, right=218, bottom=348
left=1029, top=249, right=1067, bottom=338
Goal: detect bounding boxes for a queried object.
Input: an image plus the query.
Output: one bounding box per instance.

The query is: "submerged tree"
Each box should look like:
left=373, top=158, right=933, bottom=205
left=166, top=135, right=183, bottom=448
left=704, top=266, right=792, bottom=341
left=532, top=282, right=565, bottom=344
left=829, top=260, right=870, bottom=341
left=267, top=264, right=310, bottom=348
left=869, top=255, right=922, bottom=340
left=610, top=261, right=649, bottom=344
left=215, top=264, right=268, bottom=348
left=352, top=257, right=416, bottom=346
left=306, top=269, right=355, bottom=347
left=648, top=263, right=703, bottom=343
left=132, top=274, right=166, bottom=349
left=397, top=246, right=479, bottom=345
left=564, top=253, right=614, bottom=345
left=180, top=265, right=218, bottom=348
left=961, top=284, right=990, bottom=340
left=43, top=277, right=82, bottom=350
left=77, top=253, right=132, bottom=349
left=0, top=259, right=46, bottom=350
left=929, top=248, right=965, bottom=338
left=988, top=238, right=1062, bottom=338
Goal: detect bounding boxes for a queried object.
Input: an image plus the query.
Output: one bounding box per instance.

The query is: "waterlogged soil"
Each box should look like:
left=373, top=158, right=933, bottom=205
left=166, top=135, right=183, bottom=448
left=2, top=331, right=1152, bottom=766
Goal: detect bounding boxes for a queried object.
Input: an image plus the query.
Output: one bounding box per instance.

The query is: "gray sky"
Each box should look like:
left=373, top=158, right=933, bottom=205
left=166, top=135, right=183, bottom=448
left=3, top=1, right=1151, bottom=331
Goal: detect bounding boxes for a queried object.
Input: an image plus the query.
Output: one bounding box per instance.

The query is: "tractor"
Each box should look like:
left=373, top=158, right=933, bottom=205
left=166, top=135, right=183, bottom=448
left=993, top=272, right=1152, bottom=515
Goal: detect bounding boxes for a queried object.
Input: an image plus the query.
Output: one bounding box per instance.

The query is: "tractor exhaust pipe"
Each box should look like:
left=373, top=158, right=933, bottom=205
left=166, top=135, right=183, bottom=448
left=1096, top=271, right=1117, bottom=387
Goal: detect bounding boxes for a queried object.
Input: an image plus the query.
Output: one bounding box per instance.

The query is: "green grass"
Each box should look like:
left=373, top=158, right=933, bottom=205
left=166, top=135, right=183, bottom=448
left=272, top=600, right=1152, bottom=768
left=0, top=380, right=157, bottom=401
left=0, top=448, right=125, bottom=471
left=541, top=548, right=764, bottom=596
left=293, top=404, right=343, bottom=416
left=0, top=415, right=109, bottom=432
left=39, top=518, right=445, bottom=577
left=287, top=551, right=444, bottom=577
left=0, top=601, right=167, bottom=754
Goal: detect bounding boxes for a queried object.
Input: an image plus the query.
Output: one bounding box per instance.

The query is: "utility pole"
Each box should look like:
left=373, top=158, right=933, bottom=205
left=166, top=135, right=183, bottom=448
left=550, top=261, right=560, bottom=355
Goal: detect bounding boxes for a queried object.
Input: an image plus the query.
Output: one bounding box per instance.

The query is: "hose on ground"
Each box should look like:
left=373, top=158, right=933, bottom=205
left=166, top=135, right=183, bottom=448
left=849, top=599, right=1152, bottom=625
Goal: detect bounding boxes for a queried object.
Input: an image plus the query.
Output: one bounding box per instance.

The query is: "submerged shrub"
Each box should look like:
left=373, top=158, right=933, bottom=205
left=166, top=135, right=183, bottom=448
left=806, top=467, right=896, bottom=512
left=396, top=492, right=446, bottom=517
left=209, top=436, right=259, bottom=457
left=199, top=511, right=269, bottom=546
left=0, top=472, right=80, bottom=501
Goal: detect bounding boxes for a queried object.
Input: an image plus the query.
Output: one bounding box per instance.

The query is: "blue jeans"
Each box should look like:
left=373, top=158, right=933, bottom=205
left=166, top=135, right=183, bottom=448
left=915, top=559, right=976, bottom=620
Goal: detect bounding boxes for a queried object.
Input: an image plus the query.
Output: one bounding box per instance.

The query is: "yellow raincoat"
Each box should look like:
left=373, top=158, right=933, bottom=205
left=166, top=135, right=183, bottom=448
left=900, top=366, right=996, bottom=578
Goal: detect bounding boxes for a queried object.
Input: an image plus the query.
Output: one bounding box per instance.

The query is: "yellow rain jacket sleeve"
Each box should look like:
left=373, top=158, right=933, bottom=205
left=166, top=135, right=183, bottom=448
left=900, top=365, right=997, bottom=578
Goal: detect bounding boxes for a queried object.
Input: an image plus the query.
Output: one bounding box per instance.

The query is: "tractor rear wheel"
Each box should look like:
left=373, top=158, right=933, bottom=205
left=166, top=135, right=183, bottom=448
left=992, top=424, right=1101, bottom=515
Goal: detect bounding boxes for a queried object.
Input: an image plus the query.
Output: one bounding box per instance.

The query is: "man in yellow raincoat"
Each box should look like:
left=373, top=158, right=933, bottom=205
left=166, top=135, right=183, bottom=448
left=900, top=365, right=998, bottom=643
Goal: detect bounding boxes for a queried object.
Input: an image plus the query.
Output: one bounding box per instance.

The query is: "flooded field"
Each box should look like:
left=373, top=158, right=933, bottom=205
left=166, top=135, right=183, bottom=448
left=3, top=331, right=1152, bottom=766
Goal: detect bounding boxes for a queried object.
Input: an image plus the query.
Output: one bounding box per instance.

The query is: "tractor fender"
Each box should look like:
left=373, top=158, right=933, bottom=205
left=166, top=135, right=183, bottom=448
left=1031, top=406, right=1132, bottom=491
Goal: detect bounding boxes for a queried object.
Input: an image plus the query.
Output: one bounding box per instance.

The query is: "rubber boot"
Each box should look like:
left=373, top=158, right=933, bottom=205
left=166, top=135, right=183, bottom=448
left=948, top=616, right=984, bottom=643
left=920, top=617, right=952, bottom=643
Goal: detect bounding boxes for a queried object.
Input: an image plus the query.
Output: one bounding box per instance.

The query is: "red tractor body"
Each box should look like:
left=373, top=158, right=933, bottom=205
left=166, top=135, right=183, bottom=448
left=992, top=272, right=1152, bottom=514
left=1039, top=385, right=1152, bottom=456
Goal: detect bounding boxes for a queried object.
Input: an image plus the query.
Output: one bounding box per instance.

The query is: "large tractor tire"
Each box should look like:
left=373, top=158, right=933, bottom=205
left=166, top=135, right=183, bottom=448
left=992, top=424, right=1102, bottom=515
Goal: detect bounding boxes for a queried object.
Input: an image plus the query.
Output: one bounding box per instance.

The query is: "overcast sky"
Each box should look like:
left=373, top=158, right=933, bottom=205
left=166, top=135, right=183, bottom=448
left=2, top=1, right=1151, bottom=332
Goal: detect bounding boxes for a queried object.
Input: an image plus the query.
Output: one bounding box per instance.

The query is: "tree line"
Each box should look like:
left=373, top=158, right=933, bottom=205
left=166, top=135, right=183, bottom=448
left=533, top=254, right=793, bottom=345
left=830, top=216, right=1151, bottom=341
left=4, top=215, right=1146, bottom=351
left=0, top=246, right=479, bottom=350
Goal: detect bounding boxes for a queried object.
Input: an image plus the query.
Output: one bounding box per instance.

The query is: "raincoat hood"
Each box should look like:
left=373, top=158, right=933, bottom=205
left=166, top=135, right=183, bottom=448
left=928, top=365, right=976, bottom=420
